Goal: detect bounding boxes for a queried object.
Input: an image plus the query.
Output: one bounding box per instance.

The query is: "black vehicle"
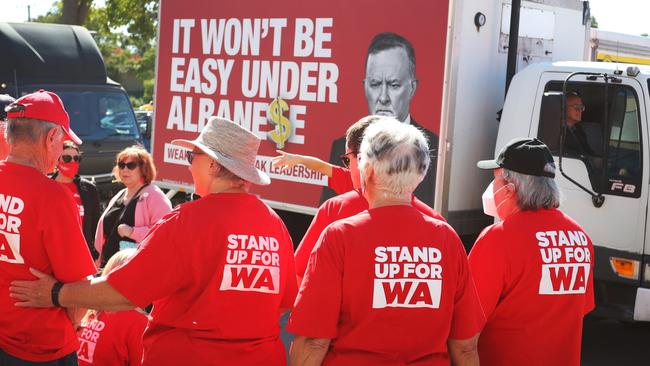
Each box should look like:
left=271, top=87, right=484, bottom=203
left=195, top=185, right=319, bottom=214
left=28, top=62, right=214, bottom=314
left=0, top=22, right=141, bottom=198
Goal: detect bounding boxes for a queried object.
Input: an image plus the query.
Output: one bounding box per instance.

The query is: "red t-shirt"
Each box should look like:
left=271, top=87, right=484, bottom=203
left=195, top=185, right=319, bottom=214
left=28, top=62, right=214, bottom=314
left=77, top=310, right=148, bottom=366
left=287, top=205, right=485, bottom=366
left=294, top=189, right=446, bottom=283
left=0, top=161, right=96, bottom=361
left=107, top=193, right=298, bottom=366
left=328, top=166, right=354, bottom=194
left=62, top=182, right=84, bottom=221
left=468, top=208, right=595, bottom=366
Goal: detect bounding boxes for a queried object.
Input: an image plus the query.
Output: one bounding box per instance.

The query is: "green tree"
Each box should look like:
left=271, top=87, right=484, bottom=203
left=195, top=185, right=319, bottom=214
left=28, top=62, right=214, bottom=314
left=590, top=15, right=598, bottom=29
left=35, top=0, right=158, bottom=106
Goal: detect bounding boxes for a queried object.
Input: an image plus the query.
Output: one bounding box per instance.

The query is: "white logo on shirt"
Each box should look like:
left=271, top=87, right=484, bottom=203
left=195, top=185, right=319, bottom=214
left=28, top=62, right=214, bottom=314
left=78, top=319, right=105, bottom=363
left=372, top=246, right=443, bottom=309
left=219, top=234, right=280, bottom=294
left=0, top=194, right=24, bottom=264
left=536, top=230, right=591, bottom=295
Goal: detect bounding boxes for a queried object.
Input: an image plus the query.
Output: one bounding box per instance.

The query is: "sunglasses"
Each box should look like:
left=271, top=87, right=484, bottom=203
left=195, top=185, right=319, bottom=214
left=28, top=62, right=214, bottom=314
left=186, top=150, right=205, bottom=164
left=339, top=151, right=358, bottom=169
left=117, top=161, right=141, bottom=170
left=60, top=155, right=82, bottom=163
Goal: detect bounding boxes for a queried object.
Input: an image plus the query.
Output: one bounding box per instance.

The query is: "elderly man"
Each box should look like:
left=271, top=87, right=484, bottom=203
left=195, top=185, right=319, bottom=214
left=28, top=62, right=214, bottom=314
left=323, top=32, right=439, bottom=204
left=11, top=117, right=298, bottom=366
left=0, top=90, right=95, bottom=364
left=293, top=115, right=444, bottom=285
left=288, top=118, right=484, bottom=366
left=471, top=137, right=594, bottom=365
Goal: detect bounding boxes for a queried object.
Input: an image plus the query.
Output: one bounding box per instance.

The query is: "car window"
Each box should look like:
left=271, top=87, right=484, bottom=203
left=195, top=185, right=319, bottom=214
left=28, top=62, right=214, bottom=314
left=55, top=91, right=140, bottom=140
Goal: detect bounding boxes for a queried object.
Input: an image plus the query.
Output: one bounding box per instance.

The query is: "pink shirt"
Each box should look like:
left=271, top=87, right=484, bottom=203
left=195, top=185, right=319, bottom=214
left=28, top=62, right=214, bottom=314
left=95, top=184, right=172, bottom=261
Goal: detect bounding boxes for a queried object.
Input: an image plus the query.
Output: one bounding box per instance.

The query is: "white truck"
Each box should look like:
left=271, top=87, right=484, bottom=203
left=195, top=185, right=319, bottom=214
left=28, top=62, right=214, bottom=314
left=495, top=61, right=650, bottom=321
left=151, top=0, right=650, bottom=320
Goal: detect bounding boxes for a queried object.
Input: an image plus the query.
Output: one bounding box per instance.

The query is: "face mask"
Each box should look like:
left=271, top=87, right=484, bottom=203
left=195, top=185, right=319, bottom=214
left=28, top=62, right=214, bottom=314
left=58, top=161, right=79, bottom=178
left=482, top=181, right=512, bottom=219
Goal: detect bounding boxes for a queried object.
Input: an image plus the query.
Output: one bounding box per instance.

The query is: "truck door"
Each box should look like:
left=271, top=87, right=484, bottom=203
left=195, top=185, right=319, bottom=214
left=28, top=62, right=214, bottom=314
left=533, top=72, right=648, bottom=320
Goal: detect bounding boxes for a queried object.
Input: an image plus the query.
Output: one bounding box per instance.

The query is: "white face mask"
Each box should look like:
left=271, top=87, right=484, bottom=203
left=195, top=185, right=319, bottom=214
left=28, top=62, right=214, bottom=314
left=482, top=181, right=512, bottom=219
left=482, top=182, right=499, bottom=218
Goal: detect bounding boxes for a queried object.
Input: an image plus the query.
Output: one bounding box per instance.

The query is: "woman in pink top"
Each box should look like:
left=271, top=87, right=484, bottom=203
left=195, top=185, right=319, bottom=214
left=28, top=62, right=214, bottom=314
left=95, top=146, right=172, bottom=267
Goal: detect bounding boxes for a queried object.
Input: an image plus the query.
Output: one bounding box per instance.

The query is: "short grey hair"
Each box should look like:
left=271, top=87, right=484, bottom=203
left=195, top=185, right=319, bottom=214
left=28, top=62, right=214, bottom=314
left=358, top=117, right=430, bottom=196
left=502, top=168, right=560, bottom=210
left=5, top=118, right=59, bottom=145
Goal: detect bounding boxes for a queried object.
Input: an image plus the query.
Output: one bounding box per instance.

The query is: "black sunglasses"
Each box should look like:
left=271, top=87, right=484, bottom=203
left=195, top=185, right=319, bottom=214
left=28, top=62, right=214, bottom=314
left=60, top=155, right=82, bottom=163
left=186, top=150, right=205, bottom=164
left=117, top=161, right=141, bottom=170
left=339, top=151, right=358, bottom=169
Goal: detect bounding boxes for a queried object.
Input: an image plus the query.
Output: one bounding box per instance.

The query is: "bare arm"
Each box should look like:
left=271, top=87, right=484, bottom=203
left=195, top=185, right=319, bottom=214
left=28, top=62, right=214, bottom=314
left=272, top=150, right=334, bottom=177
left=448, top=333, right=480, bottom=366
left=290, top=336, right=331, bottom=366
left=10, top=268, right=135, bottom=311
left=66, top=306, right=88, bottom=330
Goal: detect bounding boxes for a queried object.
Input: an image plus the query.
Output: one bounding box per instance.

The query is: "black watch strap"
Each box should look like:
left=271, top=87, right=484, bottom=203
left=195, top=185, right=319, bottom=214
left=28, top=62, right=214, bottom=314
left=51, top=281, right=64, bottom=307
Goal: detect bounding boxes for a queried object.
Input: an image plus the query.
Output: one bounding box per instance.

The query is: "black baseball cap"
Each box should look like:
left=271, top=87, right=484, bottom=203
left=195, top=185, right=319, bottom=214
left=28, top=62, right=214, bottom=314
left=477, top=137, right=556, bottom=178
left=0, top=94, right=15, bottom=120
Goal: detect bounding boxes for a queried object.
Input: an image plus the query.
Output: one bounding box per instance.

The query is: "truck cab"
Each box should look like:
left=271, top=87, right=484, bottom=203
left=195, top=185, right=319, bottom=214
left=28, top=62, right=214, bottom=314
left=0, top=22, right=141, bottom=197
left=497, top=61, right=650, bottom=321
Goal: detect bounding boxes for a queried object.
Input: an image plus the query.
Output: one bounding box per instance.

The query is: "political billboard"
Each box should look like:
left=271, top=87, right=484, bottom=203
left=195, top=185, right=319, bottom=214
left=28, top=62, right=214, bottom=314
left=153, top=0, right=449, bottom=212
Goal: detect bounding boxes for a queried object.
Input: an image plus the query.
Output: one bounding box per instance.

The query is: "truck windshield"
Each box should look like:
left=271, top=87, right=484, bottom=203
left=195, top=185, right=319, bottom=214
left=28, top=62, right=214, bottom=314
left=55, top=91, right=140, bottom=140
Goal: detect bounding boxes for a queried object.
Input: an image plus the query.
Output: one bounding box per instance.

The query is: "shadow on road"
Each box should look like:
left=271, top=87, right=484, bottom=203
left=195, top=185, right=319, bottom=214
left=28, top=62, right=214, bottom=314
left=581, top=315, right=650, bottom=366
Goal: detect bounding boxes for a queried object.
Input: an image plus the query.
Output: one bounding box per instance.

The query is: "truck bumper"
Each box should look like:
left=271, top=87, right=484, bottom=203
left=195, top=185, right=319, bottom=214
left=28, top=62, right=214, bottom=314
left=592, top=246, right=648, bottom=321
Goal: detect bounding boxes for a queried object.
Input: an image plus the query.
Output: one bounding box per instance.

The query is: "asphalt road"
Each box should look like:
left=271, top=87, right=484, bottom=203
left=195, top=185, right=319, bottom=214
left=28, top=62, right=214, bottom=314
left=581, top=316, right=650, bottom=365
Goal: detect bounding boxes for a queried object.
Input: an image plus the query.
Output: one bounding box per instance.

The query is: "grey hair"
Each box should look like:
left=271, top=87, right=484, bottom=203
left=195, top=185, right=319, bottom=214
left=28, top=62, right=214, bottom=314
left=502, top=168, right=561, bottom=210
left=5, top=118, right=59, bottom=145
left=358, top=117, right=430, bottom=196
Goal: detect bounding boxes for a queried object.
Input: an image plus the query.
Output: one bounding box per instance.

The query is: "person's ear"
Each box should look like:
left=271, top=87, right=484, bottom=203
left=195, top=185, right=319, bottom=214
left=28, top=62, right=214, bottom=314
left=409, top=78, right=418, bottom=98
left=209, top=159, right=220, bottom=175
left=45, top=127, right=59, bottom=150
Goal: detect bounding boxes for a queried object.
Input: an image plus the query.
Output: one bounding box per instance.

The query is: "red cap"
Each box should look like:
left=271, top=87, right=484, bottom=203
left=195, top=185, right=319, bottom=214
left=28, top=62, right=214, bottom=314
left=6, top=89, right=82, bottom=144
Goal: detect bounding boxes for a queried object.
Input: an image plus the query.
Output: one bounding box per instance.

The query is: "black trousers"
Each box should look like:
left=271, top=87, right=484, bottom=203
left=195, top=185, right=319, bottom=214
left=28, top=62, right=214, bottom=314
left=0, top=350, right=77, bottom=366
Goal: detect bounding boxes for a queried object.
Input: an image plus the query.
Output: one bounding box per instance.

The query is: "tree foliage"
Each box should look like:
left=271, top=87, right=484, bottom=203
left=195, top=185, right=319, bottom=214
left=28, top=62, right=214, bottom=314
left=35, top=0, right=159, bottom=106
left=590, top=15, right=598, bottom=29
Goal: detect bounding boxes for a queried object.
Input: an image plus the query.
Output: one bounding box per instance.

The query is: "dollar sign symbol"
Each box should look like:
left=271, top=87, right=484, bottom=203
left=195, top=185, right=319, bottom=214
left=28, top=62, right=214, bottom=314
left=267, top=98, right=292, bottom=149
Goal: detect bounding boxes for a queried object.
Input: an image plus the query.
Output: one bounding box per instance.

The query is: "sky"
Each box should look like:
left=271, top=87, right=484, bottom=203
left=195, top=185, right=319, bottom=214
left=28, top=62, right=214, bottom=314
left=0, top=0, right=648, bottom=36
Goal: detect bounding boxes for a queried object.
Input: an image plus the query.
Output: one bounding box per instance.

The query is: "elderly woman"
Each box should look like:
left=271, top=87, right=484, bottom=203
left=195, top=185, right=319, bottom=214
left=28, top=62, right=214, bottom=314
left=95, top=145, right=172, bottom=267
left=52, top=141, right=101, bottom=260
left=287, top=117, right=485, bottom=366
left=469, top=138, right=594, bottom=365
left=11, top=117, right=298, bottom=366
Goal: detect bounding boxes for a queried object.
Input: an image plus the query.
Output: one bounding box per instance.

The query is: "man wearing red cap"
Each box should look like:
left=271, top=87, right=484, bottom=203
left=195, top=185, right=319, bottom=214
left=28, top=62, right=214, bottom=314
left=0, top=90, right=95, bottom=364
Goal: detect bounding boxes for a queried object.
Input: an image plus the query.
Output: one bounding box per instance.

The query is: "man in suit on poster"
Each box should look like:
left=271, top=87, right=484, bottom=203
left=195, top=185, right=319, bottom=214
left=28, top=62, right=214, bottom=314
left=322, top=32, right=439, bottom=204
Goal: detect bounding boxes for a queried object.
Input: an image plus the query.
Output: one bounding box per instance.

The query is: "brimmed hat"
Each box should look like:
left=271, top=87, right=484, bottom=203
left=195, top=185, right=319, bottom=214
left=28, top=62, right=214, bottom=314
left=172, top=116, right=270, bottom=185
left=5, top=89, right=81, bottom=145
left=477, top=137, right=556, bottom=178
